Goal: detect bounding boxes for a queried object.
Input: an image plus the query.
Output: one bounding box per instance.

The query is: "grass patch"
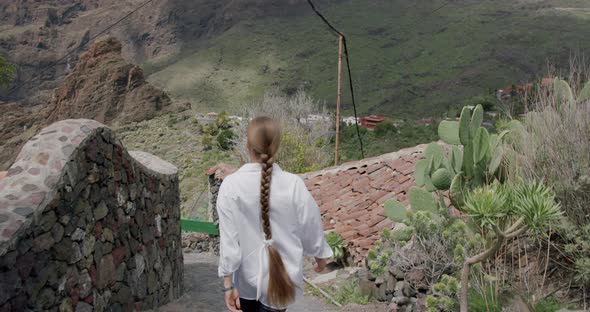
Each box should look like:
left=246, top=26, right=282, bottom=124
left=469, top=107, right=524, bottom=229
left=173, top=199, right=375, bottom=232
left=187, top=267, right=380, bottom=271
left=305, top=280, right=371, bottom=306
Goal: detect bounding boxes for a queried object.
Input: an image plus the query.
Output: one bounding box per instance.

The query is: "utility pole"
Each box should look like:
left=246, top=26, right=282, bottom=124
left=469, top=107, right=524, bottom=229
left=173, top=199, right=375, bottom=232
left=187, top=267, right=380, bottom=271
left=334, top=35, right=343, bottom=165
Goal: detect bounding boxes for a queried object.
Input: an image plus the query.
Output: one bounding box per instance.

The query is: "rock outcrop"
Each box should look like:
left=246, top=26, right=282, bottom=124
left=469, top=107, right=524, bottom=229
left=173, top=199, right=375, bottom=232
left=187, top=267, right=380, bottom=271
left=45, top=37, right=178, bottom=124
left=0, top=37, right=186, bottom=170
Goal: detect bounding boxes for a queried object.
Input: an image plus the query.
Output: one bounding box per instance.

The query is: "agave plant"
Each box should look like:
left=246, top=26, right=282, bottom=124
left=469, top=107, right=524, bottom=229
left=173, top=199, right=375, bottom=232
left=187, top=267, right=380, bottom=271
left=458, top=181, right=562, bottom=312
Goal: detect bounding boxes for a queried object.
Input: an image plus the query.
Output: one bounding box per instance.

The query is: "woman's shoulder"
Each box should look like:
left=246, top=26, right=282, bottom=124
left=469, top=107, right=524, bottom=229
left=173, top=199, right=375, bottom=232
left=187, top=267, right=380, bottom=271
left=274, top=166, right=305, bottom=184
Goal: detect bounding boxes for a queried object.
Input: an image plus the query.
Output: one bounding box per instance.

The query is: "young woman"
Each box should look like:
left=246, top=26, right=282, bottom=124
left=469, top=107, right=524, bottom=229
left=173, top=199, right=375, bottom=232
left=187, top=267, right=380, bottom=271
left=217, top=116, right=333, bottom=312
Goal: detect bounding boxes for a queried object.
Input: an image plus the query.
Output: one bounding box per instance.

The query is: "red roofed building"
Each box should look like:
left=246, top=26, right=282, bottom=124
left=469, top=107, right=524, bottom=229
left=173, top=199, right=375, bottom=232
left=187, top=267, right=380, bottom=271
left=360, top=116, right=386, bottom=130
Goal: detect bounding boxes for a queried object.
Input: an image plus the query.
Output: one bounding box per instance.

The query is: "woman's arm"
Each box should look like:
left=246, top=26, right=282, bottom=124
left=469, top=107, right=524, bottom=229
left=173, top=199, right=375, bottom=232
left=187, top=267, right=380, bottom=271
left=223, top=275, right=241, bottom=312
left=223, top=275, right=234, bottom=288
left=216, top=182, right=243, bottom=311
left=216, top=185, right=242, bottom=277
left=294, top=178, right=334, bottom=264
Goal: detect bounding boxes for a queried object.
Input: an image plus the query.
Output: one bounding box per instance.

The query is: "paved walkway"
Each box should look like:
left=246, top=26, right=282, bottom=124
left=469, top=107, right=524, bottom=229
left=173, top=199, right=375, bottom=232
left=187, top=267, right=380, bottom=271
left=155, top=252, right=340, bottom=312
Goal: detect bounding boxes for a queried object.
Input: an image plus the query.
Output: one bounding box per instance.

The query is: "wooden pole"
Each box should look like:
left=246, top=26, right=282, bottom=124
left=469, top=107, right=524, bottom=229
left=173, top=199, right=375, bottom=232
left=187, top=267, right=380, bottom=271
left=335, top=35, right=343, bottom=165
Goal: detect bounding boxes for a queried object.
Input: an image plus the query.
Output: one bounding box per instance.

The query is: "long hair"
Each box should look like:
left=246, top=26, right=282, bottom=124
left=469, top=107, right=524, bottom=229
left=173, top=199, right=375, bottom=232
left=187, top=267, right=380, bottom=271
left=246, top=116, right=296, bottom=306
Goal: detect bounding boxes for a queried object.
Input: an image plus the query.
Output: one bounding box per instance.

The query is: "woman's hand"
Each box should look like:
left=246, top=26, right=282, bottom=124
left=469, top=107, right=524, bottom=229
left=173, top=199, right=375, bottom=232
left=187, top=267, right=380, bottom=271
left=224, top=288, right=242, bottom=312
left=314, top=257, right=328, bottom=272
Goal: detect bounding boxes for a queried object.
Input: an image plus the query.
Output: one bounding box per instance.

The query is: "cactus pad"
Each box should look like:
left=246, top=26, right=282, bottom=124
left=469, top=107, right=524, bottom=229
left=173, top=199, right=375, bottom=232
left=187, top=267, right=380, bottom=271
left=470, top=104, right=484, bottom=138
left=459, top=106, right=472, bottom=145
left=409, top=187, right=438, bottom=214
left=473, top=127, right=490, bottom=163
left=384, top=199, right=408, bottom=223
left=438, top=120, right=461, bottom=145
left=432, top=168, right=453, bottom=190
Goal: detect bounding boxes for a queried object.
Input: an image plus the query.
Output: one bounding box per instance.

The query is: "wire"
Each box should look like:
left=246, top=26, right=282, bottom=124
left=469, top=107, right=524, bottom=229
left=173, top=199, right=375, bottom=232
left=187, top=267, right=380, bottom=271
left=306, top=0, right=365, bottom=159
left=5, top=0, right=155, bottom=97
left=428, top=1, right=452, bottom=16
left=341, top=38, right=364, bottom=159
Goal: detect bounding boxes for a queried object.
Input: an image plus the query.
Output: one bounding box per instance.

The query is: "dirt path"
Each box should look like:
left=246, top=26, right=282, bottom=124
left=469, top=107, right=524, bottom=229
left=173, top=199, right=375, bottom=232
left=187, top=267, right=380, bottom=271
left=155, top=252, right=341, bottom=312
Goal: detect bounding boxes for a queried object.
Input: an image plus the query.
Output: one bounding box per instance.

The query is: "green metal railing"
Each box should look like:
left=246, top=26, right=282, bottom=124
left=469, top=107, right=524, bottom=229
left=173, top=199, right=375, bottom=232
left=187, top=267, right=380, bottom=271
left=181, top=219, right=219, bottom=235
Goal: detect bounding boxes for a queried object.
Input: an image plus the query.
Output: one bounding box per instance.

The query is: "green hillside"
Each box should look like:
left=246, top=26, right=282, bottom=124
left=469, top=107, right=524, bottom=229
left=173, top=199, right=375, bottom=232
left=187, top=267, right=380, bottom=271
left=145, top=0, right=590, bottom=118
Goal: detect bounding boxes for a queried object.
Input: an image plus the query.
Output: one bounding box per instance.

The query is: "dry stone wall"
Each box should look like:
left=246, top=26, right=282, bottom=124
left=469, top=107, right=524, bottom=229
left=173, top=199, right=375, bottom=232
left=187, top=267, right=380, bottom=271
left=0, top=119, right=183, bottom=311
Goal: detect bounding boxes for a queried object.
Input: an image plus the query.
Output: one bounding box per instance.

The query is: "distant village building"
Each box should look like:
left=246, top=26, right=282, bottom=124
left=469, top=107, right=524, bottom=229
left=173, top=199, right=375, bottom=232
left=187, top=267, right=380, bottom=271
left=299, top=114, right=331, bottom=124
left=498, top=77, right=553, bottom=100
left=360, top=116, right=385, bottom=130
left=206, top=112, right=218, bottom=119
left=342, top=116, right=359, bottom=126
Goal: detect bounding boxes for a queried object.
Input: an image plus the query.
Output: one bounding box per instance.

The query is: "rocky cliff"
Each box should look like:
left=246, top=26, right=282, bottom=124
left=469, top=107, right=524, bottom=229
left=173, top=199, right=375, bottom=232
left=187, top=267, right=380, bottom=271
left=46, top=37, right=180, bottom=124
left=0, top=37, right=186, bottom=170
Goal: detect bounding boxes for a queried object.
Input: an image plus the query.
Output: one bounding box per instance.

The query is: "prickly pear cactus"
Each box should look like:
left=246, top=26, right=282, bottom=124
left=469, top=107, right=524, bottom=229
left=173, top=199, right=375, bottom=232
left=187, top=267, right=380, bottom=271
left=432, top=104, right=518, bottom=210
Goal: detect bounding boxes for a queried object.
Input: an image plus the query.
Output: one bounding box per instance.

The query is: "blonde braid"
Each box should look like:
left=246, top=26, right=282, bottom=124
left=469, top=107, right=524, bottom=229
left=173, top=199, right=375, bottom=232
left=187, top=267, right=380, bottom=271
left=259, top=153, right=273, bottom=239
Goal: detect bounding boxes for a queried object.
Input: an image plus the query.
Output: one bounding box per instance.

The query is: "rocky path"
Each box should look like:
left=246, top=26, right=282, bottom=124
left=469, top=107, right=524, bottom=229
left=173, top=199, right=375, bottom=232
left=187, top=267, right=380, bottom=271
left=155, top=252, right=341, bottom=312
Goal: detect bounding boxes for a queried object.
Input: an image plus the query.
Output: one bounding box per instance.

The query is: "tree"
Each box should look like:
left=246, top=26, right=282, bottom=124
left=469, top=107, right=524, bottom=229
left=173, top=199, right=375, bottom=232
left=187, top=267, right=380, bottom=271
left=233, top=89, right=334, bottom=173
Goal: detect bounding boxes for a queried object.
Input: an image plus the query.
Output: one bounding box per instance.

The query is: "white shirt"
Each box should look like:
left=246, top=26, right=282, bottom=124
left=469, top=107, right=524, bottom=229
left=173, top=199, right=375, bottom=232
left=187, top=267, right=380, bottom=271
left=216, top=163, right=333, bottom=309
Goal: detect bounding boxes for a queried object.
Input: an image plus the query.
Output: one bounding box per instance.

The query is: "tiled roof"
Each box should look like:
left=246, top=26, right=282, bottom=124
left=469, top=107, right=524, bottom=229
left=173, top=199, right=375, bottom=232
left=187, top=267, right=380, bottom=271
left=299, top=144, right=428, bottom=264
left=206, top=144, right=432, bottom=264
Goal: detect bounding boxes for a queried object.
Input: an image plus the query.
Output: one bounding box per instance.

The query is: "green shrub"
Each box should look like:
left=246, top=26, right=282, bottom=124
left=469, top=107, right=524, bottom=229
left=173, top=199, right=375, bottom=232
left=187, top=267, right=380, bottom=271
left=215, top=111, right=232, bottom=130
left=217, top=129, right=235, bottom=150
left=426, top=275, right=460, bottom=312
left=374, top=120, right=396, bottom=137
left=463, top=95, right=498, bottom=112
left=201, top=134, right=213, bottom=150
left=326, top=232, right=347, bottom=266
left=276, top=132, right=323, bottom=173
left=466, top=288, right=502, bottom=312
left=331, top=280, right=371, bottom=305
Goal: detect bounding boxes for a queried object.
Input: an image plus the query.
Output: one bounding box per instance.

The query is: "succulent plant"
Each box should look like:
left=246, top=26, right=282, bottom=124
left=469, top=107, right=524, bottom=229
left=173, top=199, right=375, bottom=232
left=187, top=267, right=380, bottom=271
left=384, top=104, right=519, bottom=220
left=429, top=104, right=518, bottom=209
left=432, top=168, right=452, bottom=190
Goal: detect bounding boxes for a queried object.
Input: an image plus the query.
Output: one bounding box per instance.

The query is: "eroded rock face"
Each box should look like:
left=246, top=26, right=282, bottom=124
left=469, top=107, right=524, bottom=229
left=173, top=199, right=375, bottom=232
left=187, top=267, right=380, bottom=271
left=0, top=119, right=183, bottom=311
left=45, top=37, right=178, bottom=124
left=0, top=38, right=186, bottom=170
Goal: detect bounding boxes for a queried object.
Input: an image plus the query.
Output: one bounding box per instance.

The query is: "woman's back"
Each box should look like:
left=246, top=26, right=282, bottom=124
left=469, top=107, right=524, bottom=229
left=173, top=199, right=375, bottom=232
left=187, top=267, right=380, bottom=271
left=217, top=116, right=331, bottom=312
left=217, top=163, right=332, bottom=309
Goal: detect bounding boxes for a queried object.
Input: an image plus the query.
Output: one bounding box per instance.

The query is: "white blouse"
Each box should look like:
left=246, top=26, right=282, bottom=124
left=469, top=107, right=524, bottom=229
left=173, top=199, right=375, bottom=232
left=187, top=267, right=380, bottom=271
left=216, top=163, right=333, bottom=309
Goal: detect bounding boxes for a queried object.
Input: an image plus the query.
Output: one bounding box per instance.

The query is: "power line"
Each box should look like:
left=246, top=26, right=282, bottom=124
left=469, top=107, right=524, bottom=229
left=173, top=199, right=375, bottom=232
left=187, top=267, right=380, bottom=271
left=428, top=1, right=452, bottom=16
left=306, top=0, right=365, bottom=159
left=5, top=0, right=155, bottom=97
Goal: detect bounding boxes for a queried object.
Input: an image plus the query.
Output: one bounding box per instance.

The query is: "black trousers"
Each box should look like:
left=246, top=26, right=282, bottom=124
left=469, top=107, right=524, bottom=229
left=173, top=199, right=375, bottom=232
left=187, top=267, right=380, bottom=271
left=239, top=298, right=287, bottom=312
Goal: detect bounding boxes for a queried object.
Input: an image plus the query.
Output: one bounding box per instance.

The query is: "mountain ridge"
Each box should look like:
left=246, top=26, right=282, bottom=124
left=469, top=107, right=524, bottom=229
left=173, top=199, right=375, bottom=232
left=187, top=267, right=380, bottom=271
left=1, top=0, right=590, bottom=117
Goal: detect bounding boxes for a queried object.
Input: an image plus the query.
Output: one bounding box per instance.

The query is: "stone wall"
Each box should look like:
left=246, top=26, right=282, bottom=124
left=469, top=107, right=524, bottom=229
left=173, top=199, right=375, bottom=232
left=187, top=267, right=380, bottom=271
left=181, top=233, right=219, bottom=255
left=0, top=119, right=183, bottom=311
